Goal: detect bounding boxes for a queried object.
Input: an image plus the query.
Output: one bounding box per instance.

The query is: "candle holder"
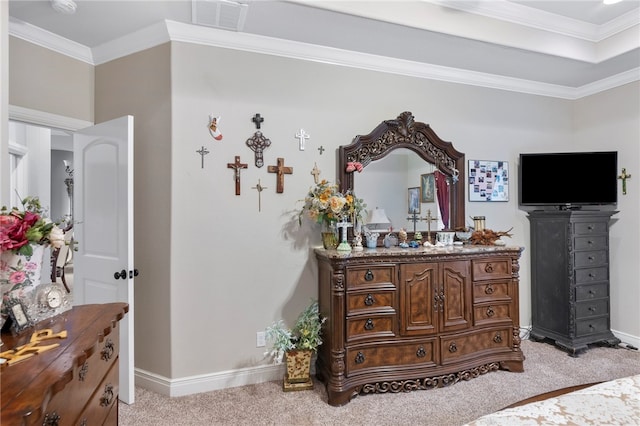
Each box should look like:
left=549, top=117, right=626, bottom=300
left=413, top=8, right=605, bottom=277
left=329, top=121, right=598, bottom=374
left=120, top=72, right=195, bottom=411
left=336, top=219, right=352, bottom=252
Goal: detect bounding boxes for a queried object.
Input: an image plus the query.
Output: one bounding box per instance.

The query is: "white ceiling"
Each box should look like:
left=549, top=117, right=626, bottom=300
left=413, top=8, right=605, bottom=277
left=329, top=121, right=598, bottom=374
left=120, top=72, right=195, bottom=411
left=7, top=0, right=640, bottom=97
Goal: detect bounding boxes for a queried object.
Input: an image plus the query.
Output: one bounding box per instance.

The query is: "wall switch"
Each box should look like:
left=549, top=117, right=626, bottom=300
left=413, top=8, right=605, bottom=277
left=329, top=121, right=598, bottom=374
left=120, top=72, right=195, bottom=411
left=256, top=331, right=266, bottom=347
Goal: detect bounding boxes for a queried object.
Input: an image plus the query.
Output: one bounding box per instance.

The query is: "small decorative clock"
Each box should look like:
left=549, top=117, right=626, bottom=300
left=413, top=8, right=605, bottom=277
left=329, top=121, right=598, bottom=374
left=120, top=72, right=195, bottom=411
left=35, top=282, right=71, bottom=321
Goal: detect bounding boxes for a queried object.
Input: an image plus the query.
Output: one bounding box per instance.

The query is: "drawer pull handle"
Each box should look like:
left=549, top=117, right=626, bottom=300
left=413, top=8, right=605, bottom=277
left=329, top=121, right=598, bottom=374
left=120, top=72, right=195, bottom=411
left=100, top=383, right=115, bottom=407
left=485, top=284, right=494, bottom=294
left=588, top=256, right=594, bottom=261
left=43, top=412, right=61, bottom=426
left=589, top=289, right=595, bottom=295
left=449, top=342, right=457, bottom=353
left=589, top=272, right=595, bottom=278
left=79, top=361, right=89, bottom=381
left=364, top=294, right=375, bottom=306
left=364, top=319, right=374, bottom=330
left=416, top=346, right=426, bottom=358
left=587, top=240, right=593, bottom=245
left=484, top=263, right=494, bottom=273
left=493, top=332, right=503, bottom=343
left=486, top=307, right=495, bottom=317
left=364, top=270, right=374, bottom=281
left=588, top=225, right=594, bottom=230
left=588, top=306, right=597, bottom=313
left=355, top=351, right=365, bottom=364
left=101, top=338, right=115, bottom=362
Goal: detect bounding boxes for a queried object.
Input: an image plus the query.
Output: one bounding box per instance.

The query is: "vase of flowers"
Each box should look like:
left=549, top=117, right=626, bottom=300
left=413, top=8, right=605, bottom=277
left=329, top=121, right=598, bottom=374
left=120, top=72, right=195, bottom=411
left=298, top=180, right=366, bottom=250
left=1, top=196, right=65, bottom=332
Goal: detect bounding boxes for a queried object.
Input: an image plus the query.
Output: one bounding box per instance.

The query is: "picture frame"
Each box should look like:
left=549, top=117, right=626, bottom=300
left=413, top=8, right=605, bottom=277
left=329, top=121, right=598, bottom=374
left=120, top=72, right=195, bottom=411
left=420, top=173, right=435, bottom=203
left=6, top=299, right=34, bottom=333
left=468, top=160, right=509, bottom=202
left=408, top=187, right=421, bottom=214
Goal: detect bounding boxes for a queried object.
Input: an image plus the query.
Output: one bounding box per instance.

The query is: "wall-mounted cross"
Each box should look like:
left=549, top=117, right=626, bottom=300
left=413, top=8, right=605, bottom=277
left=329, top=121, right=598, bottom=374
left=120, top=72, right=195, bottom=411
left=252, top=179, right=267, bottom=212
left=252, top=113, right=264, bottom=129
left=267, top=157, right=293, bottom=193
left=318, top=145, right=325, bottom=155
left=246, top=131, right=271, bottom=168
left=227, top=155, right=248, bottom=195
left=196, top=146, right=210, bottom=169
left=296, top=128, right=310, bottom=151
left=618, top=168, right=631, bottom=195
left=311, top=162, right=321, bottom=184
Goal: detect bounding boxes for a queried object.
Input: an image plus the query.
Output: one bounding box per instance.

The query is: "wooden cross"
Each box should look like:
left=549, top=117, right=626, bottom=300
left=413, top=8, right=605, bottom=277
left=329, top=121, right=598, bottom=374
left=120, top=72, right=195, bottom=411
left=618, top=168, right=631, bottom=195
left=227, top=155, right=248, bottom=195
left=196, top=146, right=209, bottom=169
left=311, top=162, right=321, bottom=184
left=406, top=211, right=420, bottom=233
left=296, top=129, right=310, bottom=151
left=318, top=145, right=325, bottom=155
left=252, top=113, right=264, bottom=129
left=422, top=209, right=439, bottom=244
left=252, top=179, right=267, bottom=212
left=267, top=157, right=293, bottom=193
left=246, top=131, right=271, bottom=168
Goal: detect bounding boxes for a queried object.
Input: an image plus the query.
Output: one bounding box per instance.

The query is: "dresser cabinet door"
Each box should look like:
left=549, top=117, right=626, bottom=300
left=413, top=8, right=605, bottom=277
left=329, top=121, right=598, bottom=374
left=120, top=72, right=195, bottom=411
left=441, top=261, right=471, bottom=333
left=400, top=263, right=438, bottom=336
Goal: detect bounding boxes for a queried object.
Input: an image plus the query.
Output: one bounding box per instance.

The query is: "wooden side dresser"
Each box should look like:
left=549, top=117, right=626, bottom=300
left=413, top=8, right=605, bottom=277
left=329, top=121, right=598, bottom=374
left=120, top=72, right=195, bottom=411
left=1, top=303, right=129, bottom=425
left=316, top=246, right=524, bottom=406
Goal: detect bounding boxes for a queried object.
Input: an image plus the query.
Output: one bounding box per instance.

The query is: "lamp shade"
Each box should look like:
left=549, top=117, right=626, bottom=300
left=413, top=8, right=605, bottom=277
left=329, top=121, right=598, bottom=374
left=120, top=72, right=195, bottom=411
left=367, top=208, right=391, bottom=229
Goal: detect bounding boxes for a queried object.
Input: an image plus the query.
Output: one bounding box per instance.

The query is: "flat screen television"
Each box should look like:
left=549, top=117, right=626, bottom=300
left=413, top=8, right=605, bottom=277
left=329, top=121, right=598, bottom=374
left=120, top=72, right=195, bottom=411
left=519, top=151, right=618, bottom=208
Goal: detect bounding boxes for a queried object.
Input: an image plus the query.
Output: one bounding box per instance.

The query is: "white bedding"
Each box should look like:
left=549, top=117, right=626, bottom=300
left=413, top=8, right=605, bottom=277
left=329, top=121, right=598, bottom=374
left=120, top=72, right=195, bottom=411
left=465, top=374, right=640, bottom=425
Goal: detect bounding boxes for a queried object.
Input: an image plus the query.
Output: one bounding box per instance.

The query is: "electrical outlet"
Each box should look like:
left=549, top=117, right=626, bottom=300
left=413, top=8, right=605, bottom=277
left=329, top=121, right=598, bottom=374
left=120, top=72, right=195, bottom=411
left=256, top=331, right=266, bottom=348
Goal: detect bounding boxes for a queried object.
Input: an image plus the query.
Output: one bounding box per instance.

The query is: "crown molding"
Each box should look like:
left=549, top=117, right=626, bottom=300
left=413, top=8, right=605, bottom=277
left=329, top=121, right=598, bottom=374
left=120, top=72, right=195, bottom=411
left=92, top=21, right=170, bottom=66
left=8, top=104, right=92, bottom=131
left=574, top=68, right=640, bottom=99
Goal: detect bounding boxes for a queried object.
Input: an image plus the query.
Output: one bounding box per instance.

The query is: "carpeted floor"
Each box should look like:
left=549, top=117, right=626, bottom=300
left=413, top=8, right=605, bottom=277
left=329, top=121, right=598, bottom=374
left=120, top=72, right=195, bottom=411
left=119, top=339, right=640, bottom=426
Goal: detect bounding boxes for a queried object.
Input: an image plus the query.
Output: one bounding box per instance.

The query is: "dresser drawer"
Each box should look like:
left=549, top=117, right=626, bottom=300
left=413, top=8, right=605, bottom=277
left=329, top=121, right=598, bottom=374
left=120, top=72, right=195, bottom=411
left=472, top=259, right=511, bottom=281
left=346, top=265, right=395, bottom=289
left=575, top=267, right=608, bottom=284
left=345, top=339, right=437, bottom=376
left=576, top=317, right=609, bottom=337
left=473, top=303, right=512, bottom=326
left=473, top=281, right=511, bottom=303
left=77, top=360, right=119, bottom=426
left=574, top=221, right=607, bottom=235
left=574, top=235, right=607, bottom=251
left=574, top=250, right=608, bottom=268
left=346, top=314, right=396, bottom=342
left=441, top=328, right=511, bottom=364
left=346, top=290, right=395, bottom=315
left=576, top=299, right=609, bottom=319
left=575, top=283, right=609, bottom=301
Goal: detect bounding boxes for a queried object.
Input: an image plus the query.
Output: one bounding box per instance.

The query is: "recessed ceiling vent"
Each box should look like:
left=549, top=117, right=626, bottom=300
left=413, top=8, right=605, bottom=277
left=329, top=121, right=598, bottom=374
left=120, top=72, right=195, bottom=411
left=192, top=0, right=249, bottom=32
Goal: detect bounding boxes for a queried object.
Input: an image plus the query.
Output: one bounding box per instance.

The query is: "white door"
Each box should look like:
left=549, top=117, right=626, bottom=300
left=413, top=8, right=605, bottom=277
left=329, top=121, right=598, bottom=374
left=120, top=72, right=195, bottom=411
left=73, top=116, right=134, bottom=404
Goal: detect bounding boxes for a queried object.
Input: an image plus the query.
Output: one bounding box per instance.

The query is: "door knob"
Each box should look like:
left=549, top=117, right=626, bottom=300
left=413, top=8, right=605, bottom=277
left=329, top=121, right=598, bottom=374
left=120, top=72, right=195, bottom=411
left=114, top=270, right=126, bottom=280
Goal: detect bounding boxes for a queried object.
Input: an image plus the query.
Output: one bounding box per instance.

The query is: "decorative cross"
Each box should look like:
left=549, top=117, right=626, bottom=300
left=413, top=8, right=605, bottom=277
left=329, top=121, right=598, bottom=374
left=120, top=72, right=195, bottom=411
left=318, top=145, right=325, bottom=155
left=252, top=113, right=264, bottom=129
left=422, top=209, right=440, bottom=244
left=296, top=129, right=310, bottom=151
left=267, top=157, right=293, bottom=193
left=252, top=179, right=267, bottom=212
left=311, top=162, right=321, bottom=184
left=196, top=146, right=210, bottom=169
left=406, top=211, right=421, bottom=233
left=227, top=155, right=248, bottom=196
left=246, top=131, right=271, bottom=168
left=618, top=168, right=631, bottom=195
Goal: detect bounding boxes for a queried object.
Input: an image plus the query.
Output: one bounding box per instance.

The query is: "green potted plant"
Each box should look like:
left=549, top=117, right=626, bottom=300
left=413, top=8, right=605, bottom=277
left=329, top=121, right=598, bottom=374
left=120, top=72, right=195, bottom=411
left=265, top=300, right=326, bottom=390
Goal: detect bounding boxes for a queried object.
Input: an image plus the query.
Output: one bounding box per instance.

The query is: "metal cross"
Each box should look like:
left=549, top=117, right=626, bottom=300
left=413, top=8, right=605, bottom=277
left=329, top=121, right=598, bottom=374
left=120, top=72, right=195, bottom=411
left=296, top=128, right=310, bottom=151
left=406, top=211, right=421, bottom=233
left=252, top=113, right=264, bottom=129
left=196, top=146, right=210, bottom=169
left=422, top=209, right=439, bottom=244
left=227, top=155, right=248, bottom=195
left=618, top=168, right=631, bottom=195
left=267, top=157, right=293, bottom=193
left=318, top=145, right=325, bottom=155
left=246, top=131, right=271, bottom=168
left=252, top=179, right=267, bottom=212
left=311, top=162, right=321, bottom=184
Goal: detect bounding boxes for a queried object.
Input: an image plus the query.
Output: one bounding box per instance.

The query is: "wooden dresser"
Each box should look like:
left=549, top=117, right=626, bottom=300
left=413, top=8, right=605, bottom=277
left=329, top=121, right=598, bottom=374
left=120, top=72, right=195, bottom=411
left=316, top=246, right=524, bottom=406
left=1, top=303, right=128, bottom=425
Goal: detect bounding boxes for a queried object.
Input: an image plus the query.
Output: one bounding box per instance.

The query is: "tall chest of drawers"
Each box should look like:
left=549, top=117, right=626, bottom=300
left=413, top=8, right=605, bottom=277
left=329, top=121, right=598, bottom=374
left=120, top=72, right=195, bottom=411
left=316, top=246, right=524, bottom=406
left=528, top=210, right=619, bottom=355
left=1, top=303, right=128, bottom=425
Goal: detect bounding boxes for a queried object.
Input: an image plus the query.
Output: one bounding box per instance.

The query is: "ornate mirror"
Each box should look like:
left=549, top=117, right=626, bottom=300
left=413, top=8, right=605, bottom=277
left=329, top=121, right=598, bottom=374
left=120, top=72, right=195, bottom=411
left=338, top=111, right=465, bottom=235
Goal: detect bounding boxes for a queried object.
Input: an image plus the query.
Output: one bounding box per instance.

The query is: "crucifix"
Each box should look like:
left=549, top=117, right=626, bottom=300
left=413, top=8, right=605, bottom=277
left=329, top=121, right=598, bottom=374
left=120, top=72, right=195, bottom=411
left=227, top=155, right=248, bottom=195
left=618, top=168, right=631, bottom=195
left=311, top=162, right=321, bottom=184
left=318, top=145, right=325, bottom=155
left=267, top=157, right=293, bottom=193
left=246, top=131, right=271, bottom=168
left=296, top=129, right=310, bottom=151
left=196, top=146, right=209, bottom=169
left=406, top=211, right=421, bottom=233
left=252, top=113, right=264, bottom=129
left=422, top=209, right=439, bottom=244
left=252, top=179, right=267, bottom=212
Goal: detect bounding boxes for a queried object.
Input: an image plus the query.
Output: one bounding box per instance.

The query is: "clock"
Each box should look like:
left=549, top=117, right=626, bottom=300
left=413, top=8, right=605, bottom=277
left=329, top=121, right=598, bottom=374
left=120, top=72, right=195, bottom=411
left=36, top=283, right=70, bottom=320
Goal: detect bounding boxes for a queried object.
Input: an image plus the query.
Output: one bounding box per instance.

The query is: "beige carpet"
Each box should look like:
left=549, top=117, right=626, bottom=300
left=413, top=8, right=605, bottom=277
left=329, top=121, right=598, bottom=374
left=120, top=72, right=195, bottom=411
left=119, top=340, right=640, bottom=426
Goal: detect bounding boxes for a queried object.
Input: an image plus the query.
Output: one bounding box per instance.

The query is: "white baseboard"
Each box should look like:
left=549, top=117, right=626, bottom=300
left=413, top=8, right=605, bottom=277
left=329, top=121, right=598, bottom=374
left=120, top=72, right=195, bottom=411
left=612, top=329, right=640, bottom=350
left=135, top=363, right=286, bottom=397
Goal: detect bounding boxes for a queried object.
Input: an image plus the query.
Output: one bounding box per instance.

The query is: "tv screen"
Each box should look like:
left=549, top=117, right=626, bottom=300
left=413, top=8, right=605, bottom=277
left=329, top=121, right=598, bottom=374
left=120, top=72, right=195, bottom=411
left=519, top=151, right=618, bottom=207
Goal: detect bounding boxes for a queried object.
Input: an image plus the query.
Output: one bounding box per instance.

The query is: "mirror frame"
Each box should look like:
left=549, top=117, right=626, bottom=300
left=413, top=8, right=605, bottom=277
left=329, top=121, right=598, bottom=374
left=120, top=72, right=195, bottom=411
left=338, top=111, right=466, bottom=230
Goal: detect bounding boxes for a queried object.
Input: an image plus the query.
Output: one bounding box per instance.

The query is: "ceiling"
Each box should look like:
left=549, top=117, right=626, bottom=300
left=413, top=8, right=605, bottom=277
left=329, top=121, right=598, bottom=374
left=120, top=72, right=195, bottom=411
left=7, top=0, right=640, bottom=97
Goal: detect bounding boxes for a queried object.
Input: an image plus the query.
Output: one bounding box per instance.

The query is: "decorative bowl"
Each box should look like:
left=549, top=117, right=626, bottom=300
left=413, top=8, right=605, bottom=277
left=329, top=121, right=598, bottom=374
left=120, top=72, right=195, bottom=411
left=455, top=231, right=472, bottom=242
